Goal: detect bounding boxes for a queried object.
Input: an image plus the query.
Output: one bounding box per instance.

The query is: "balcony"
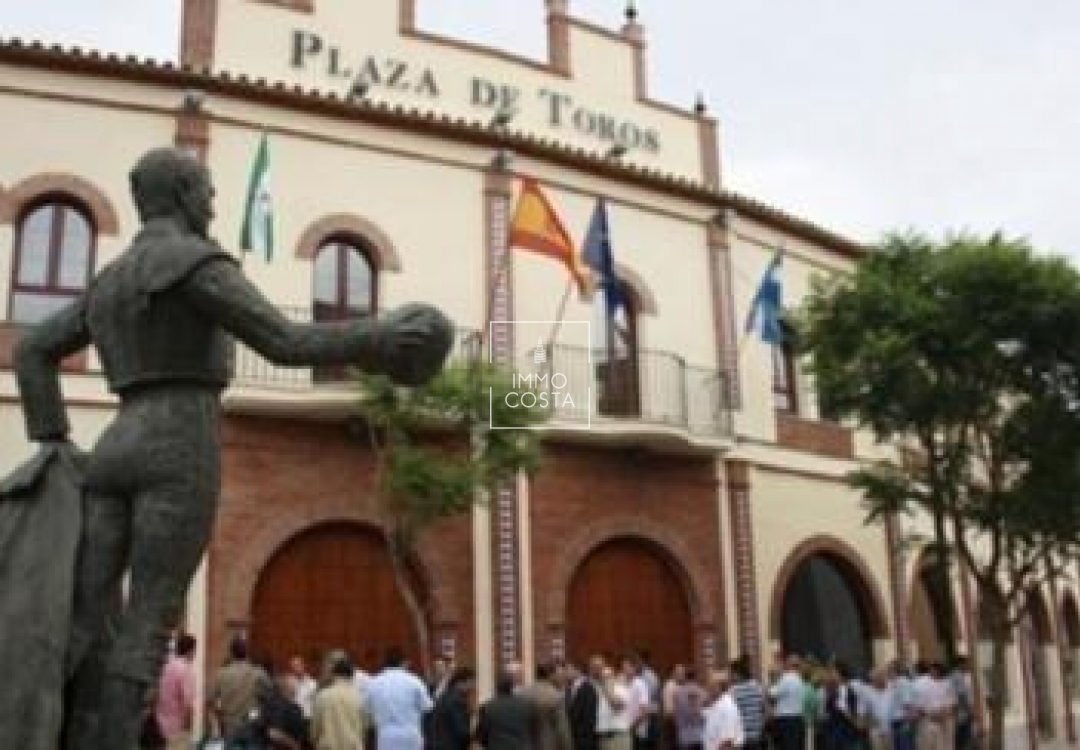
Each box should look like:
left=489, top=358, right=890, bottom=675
left=524, top=343, right=734, bottom=445
left=227, top=308, right=735, bottom=448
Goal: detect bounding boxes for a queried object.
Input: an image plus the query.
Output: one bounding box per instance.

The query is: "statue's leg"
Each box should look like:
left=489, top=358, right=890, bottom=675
left=94, top=446, right=219, bottom=750
left=63, top=490, right=130, bottom=749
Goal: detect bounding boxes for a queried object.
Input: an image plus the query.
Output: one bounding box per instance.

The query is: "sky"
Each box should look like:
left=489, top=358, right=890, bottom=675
left=0, top=0, right=1077, bottom=257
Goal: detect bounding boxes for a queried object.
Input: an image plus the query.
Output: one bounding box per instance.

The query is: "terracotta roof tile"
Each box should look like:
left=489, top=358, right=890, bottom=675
left=0, top=38, right=867, bottom=259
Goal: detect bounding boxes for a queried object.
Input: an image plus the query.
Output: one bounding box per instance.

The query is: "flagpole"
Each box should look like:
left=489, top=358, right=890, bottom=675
left=544, top=278, right=575, bottom=349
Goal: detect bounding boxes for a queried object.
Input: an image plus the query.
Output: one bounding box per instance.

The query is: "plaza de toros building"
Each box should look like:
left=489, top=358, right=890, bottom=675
left=0, top=2, right=1077, bottom=747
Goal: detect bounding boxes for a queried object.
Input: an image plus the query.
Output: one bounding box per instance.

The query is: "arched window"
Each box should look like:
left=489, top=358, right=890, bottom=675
left=312, top=237, right=376, bottom=381
left=313, top=236, right=376, bottom=321
left=781, top=552, right=873, bottom=674
left=9, top=199, right=94, bottom=324
left=772, top=339, right=798, bottom=413
left=592, top=283, right=639, bottom=417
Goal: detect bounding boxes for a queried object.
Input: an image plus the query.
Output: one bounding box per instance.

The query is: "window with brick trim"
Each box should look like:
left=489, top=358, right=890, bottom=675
left=9, top=199, right=95, bottom=324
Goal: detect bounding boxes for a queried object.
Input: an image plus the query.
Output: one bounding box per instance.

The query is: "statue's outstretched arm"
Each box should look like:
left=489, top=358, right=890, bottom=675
left=183, top=259, right=453, bottom=386
left=13, top=299, right=90, bottom=440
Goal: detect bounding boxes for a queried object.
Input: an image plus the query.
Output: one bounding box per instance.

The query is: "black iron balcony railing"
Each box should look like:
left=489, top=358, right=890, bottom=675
left=230, top=307, right=734, bottom=439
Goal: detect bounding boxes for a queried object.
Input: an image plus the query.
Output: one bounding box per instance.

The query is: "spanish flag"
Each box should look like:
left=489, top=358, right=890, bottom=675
left=509, top=178, right=590, bottom=293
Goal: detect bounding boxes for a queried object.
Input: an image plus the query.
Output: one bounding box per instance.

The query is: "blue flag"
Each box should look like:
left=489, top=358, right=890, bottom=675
left=745, top=251, right=784, bottom=344
left=582, top=198, right=623, bottom=317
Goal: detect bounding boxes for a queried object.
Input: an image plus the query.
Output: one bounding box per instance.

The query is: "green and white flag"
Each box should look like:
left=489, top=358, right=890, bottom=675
left=240, top=134, right=274, bottom=261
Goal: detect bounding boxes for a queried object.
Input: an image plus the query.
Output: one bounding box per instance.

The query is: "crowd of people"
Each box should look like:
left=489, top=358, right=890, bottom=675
left=141, top=635, right=977, bottom=750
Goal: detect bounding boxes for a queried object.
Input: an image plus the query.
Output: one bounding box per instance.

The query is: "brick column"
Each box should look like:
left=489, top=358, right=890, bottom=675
left=485, top=161, right=521, bottom=670
left=726, top=459, right=760, bottom=670
left=707, top=219, right=739, bottom=411
left=180, top=0, right=218, bottom=71
left=546, top=0, right=571, bottom=75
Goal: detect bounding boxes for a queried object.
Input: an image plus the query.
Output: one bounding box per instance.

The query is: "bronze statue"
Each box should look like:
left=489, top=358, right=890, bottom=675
left=7, top=147, right=453, bottom=748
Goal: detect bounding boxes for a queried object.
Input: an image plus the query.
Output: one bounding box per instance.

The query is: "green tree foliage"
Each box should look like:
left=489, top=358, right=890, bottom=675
left=799, top=232, right=1080, bottom=750
left=355, top=355, right=548, bottom=669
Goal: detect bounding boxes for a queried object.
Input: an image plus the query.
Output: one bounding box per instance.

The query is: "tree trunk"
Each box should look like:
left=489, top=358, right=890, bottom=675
left=984, top=589, right=1011, bottom=750
left=383, top=527, right=432, bottom=679
left=930, top=513, right=959, bottom=664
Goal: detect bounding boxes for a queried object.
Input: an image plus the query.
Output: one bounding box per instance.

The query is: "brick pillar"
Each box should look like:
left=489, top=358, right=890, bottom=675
left=696, top=106, right=722, bottom=192
left=485, top=161, right=520, bottom=670
left=546, top=0, right=571, bottom=75
left=621, top=9, right=647, bottom=100
left=726, top=459, right=760, bottom=670
left=884, top=513, right=911, bottom=663
left=180, top=0, right=218, bottom=71
left=706, top=219, right=739, bottom=411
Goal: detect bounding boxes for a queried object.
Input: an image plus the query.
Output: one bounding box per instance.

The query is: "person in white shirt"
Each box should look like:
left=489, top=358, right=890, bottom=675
left=366, top=647, right=434, bottom=750
left=860, top=668, right=893, bottom=750
left=915, top=661, right=956, bottom=750
left=288, top=655, right=318, bottom=719
left=703, top=670, right=744, bottom=750
left=768, top=656, right=806, bottom=750
left=594, top=657, right=634, bottom=750
left=887, top=660, right=918, bottom=750
left=623, top=656, right=655, bottom=750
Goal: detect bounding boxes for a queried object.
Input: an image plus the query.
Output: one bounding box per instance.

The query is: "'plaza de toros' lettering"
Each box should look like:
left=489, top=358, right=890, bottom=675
left=290, top=30, right=662, bottom=154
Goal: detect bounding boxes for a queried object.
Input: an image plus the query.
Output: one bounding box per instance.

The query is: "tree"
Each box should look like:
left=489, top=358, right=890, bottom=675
left=799, top=232, right=1080, bottom=750
left=354, top=354, right=547, bottom=673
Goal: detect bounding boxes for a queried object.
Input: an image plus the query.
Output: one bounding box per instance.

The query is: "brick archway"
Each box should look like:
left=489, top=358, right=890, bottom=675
left=768, top=534, right=891, bottom=640
left=0, top=173, right=120, bottom=234
left=295, top=213, right=402, bottom=272
left=544, top=517, right=717, bottom=629
left=219, top=502, right=461, bottom=631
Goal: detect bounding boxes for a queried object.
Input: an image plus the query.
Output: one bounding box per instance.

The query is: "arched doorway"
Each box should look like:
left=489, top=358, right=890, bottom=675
left=909, top=552, right=960, bottom=663
left=250, top=523, right=422, bottom=674
left=780, top=553, right=874, bottom=675
left=1024, top=589, right=1055, bottom=738
left=566, top=538, right=693, bottom=674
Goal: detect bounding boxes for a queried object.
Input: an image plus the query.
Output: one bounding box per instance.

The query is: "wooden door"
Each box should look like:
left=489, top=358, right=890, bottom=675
left=567, top=538, right=693, bottom=675
left=250, top=523, right=421, bottom=674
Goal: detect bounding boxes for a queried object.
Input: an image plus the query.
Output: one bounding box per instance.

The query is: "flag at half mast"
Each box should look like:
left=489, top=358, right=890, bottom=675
left=508, top=178, right=589, bottom=293
left=240, top=133, right=274, bottom=262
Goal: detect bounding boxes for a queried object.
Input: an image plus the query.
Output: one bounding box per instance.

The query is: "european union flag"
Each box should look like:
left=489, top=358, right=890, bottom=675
left=582, top=198, right=623, bottom=317
left=745, top=251, right=784, bottom=344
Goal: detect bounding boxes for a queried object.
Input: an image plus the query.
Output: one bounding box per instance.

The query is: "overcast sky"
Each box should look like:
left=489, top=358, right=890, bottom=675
left=1, top=0, right=1077, bottom=257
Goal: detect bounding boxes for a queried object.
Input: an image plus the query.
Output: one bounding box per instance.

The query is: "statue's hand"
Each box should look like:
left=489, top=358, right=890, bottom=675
left=375, top=303, right=454, bottom=386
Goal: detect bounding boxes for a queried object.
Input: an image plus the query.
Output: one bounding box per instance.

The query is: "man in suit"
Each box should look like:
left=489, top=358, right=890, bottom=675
left=521, top=662, right=572, bottom=750
left=476, top=672, right=538, bottom=750
left=565, top=660, right=599, bottom=750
